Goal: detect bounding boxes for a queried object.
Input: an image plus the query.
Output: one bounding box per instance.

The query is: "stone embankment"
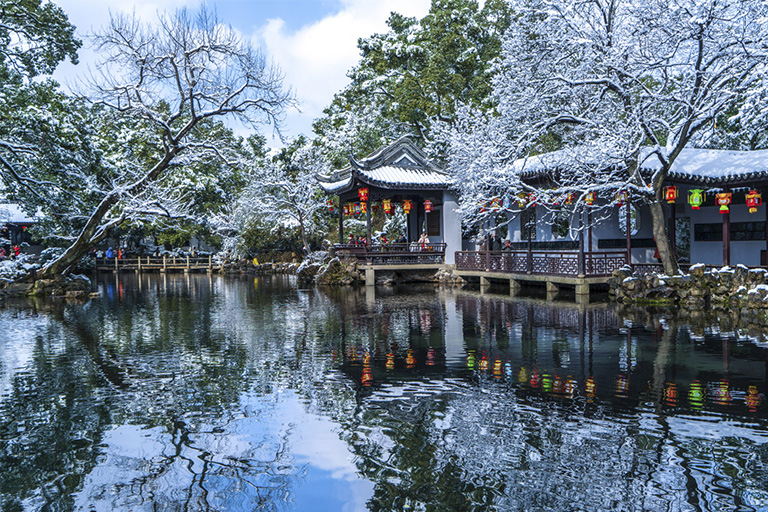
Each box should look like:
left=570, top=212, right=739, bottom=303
left=0, top=275, right=91, bottom=299
left=610, top=264, right=768, bottom=308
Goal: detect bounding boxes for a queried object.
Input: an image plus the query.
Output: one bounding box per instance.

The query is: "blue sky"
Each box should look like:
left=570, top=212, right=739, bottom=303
left=52, top=0, right=433, bottom=146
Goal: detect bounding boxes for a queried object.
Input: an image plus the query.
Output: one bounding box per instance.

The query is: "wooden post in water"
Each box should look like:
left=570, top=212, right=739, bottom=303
left=137, top=256, right=141, bottom=274
left=114, top=257, right=118, bottom=273
left=185, top=255, right=190, bottom=273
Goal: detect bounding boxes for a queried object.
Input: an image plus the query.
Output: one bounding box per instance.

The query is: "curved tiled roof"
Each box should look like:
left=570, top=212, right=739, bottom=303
left=317, top=137, right=452, bottom=194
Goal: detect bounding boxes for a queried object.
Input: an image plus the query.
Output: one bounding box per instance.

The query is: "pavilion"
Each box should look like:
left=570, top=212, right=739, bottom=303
left=316, top=137, right=462, bottom=265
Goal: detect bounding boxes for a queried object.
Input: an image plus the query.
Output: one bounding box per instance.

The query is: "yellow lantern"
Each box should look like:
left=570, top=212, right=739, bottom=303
left=615, top=190, right=627, bottom=207
left=715, top=192, right=732, bottom=214
left=382, top=198, right=393, bottom=214
left=403, top=199, right=413, bottom=214
left=360, top=201, right=368, bottom=214
left=584, top=192, right=596, bottom=206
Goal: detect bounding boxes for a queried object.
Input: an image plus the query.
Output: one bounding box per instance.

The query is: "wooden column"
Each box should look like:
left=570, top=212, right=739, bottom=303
left=587, top=209, right=593, bottom=275
left=669, top=201, right=677, bottom=263
left=338, top=199, right=344, bottom=245
left=764, top=201, right=768, bottom=266
left=365, top=201, right=372, bottom=245
left=526, top=212, right=533, bottom=273
left=578, top=208, right=585, bottom=277
left=723, top=187, right=731, bottom=266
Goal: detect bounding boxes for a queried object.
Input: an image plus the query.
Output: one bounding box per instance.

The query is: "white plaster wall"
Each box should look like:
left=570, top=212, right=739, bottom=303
left=442, top=191, right=463, bottom=265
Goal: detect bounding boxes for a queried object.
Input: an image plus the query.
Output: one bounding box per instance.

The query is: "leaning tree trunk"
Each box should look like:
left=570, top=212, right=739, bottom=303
left=648, top=200, right=679, bottom=275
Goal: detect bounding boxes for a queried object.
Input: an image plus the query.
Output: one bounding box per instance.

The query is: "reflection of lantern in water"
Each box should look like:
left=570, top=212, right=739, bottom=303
left=492, top=358, right=502, bottom=378
left=565, top=377, right=577, bottom=399
left=466, top=352, right=476, bottom=369
left=519, top=367, right=529, bottom=384
left=552, top=375, right=564, bottom=395
left=689, top=380, right=705, bottom=409
left=530, top=369, right=541, bottom=388
left=406, top=349, right=416, bottom=368
left=420, top=310, right=432, bottom=334
left=585, top=376, right=596, bottom=400
left=361, top=352, right=373, bottom=386
left=542, top=373, right=553, bottom=393
left=426, top=348, right=436, bottom=366
left=386, top=352, right=395, bottom=370
left=746, top=385, right=762, bottom=412
left=712, top=379, right=731, bottom=405
left=504, top=361, right=513, bottom=378
left=614, top=374, right=629, bottom=398
left=479, top=354, right=489, bottom=372
left=664, top=382, right=678, bottom=407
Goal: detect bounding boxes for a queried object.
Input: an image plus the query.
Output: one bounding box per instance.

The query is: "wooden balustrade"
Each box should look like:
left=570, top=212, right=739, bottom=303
left=455, top=250, right=627, bottom=277
left=334, top=243, right=447, bottom=265
left=95, top=255, right=216, bottom=272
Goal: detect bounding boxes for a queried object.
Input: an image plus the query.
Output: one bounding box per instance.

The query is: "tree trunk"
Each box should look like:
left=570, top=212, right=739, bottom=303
left=648, top=200, right=679, bottom=275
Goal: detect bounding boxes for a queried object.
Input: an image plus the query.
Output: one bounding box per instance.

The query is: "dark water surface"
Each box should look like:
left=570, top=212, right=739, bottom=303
left=1, top=273, right=768, bottom=511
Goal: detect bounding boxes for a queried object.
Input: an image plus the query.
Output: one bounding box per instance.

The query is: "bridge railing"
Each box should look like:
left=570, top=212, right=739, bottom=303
left=334, top=243, right=447, bottom=265
left=455, top=250, right=627, bottom=277
left=95, top=255, right=216, bottom=271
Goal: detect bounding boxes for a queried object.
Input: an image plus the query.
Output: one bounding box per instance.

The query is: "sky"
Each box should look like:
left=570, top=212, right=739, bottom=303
left=52, top=0, right=433, bottom=146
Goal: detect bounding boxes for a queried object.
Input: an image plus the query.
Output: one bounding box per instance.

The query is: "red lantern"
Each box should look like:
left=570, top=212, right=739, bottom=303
left=382, top=198, right=392, bottom=214
left=424, top=200, right=433, bottom=213
left=716, top=192, right=732, bottom=214
left=490, top=197, right=501, bottom=211
left=664, top=185, right=678, bottom=204
left=358, top=187, right=369, bottom=202
left=585, top=192, right=596, bottom=206
left=360, top=202, right=368, bottom=214
left=615, top=190, right=627, bottom=207
left=403, top=199, right=413, bottom=214
left=564, top=193, right=574, bottom=206
left=327, top=199, right=334, bottom=212
left=746, top=189, right=762, bottom=214
left=343, top=203, right=350, bottom=216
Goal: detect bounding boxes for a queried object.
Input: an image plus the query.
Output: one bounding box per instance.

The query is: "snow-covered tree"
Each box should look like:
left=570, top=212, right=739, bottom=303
left=4, top=6, right=293, bottom=278
left=438, top=0, right=768, bottom=274
left=220, top=138, right=330, bottom=255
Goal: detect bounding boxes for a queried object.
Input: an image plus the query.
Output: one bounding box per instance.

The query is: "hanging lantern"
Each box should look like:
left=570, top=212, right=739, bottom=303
left=358, top=187, right=369, bottom=202
left=424, top=199, right=433, bottom=213
left=402, top=199, right=413, bottom=214
left=688, top=189, right=705, bottom=210
left=584, top=192, right=596, bottom=206
left=490, top=197, right=501, bottom=211
left=382, top=198, right=393, bottom=214
left=528, top=193, right=537, bottom=206
left=746, top=189, right=762, bottom=214
left=716, top=192, right=732, bottom=214
left=327, top=199, right=334, bottom=212
left=615, top=190, right=627, bottom=207
left=360, top=201, right=368, bottom=214
left=564, top=193, right=574, bottom=206
left=343, top=203, right=350, bottom=216
left=354, top=202, right=362, bottom=216
left=517, top=193, right=527, bottom=208
left=664, top=185, right=678, bottom=204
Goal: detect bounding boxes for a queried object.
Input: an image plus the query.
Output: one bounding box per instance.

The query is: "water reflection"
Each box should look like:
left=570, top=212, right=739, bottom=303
left=0, top=274, right=766, bottom=511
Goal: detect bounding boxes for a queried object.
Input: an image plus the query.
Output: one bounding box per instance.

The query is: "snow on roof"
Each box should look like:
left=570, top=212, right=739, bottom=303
left=511, top=147, right=768, bottom=184
left=317, top=137, right=452, bottom=194
left=0, top=204, right=38, bottom=224
left=640, top=148, right=768, bottom=183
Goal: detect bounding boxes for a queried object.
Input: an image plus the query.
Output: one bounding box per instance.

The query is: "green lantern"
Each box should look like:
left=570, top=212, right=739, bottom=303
left=688, top=189, right=705, bottom=210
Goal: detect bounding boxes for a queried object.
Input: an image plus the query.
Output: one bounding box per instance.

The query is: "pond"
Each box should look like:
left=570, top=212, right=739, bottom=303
left=1, top=273, right=767, bottom=511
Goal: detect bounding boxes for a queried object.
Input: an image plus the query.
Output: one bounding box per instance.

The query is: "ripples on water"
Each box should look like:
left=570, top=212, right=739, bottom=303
left=0, top=273, right=767, bottom=511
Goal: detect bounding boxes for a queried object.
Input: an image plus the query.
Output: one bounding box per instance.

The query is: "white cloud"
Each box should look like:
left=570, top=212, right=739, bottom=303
left=254, top=0, right=432, bottom=138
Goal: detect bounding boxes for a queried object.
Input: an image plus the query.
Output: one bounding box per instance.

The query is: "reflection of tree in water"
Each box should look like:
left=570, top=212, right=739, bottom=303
left=0, top=275, right=307, bottom=511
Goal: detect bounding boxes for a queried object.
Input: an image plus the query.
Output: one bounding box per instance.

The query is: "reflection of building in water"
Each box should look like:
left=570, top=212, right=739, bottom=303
left=332, top=289, right=768, bottom=416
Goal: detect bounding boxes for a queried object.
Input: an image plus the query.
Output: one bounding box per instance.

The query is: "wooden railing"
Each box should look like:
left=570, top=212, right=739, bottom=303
left=334, top=243, right=447, bottom=265
left=455, top=250, right=627, bottom=277
left=95, top=255, right=217, bottom=272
